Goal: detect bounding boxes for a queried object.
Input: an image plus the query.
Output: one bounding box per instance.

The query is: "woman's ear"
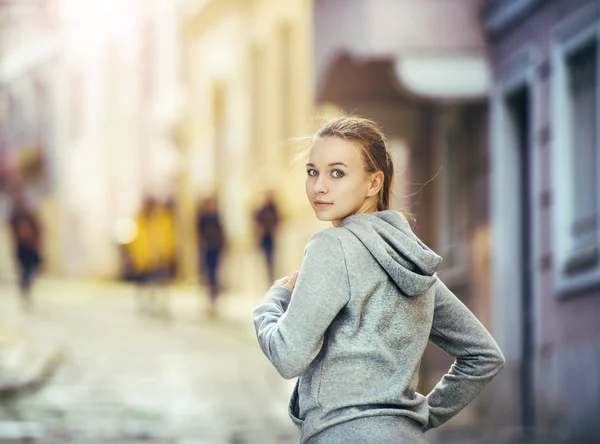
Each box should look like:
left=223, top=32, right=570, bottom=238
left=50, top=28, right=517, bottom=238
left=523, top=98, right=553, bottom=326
left=366, top=171, right=384, bottom=197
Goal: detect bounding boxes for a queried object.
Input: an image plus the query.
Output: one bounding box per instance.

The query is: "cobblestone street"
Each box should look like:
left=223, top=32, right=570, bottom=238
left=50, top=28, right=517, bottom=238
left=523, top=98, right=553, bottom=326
left=0, top=278, right=300, bottom=444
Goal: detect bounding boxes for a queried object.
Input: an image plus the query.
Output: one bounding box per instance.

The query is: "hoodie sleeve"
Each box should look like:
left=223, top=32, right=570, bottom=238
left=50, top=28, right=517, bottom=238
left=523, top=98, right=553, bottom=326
left=253, top=230, right=350, bottom=379
left=424, top=278, right=505, bottom=431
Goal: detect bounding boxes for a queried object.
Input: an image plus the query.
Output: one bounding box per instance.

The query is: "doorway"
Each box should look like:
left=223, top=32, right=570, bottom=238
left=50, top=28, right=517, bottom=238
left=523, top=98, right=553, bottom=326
left=505, top=86, right=535, bottom=433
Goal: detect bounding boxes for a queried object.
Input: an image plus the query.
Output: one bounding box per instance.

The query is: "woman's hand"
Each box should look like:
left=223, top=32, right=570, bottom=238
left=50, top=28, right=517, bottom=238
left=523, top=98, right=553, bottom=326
left=270, top=270, right=299, bottom=293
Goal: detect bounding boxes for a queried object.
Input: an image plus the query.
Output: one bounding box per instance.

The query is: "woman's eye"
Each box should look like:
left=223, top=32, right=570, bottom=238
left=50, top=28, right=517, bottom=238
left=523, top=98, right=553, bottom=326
left=332, top=170, right=345, bottom=178
left=306, top=169, right=318, bottom=177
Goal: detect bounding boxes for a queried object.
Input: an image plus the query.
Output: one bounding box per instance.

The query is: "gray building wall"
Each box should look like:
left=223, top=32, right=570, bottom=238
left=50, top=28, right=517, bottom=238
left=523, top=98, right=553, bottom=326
left=484, top=0, right=600, bottom=440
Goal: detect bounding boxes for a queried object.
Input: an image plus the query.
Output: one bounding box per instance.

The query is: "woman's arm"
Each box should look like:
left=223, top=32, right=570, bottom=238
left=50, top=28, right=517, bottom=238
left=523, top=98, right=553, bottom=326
left=424, top=278, right=505, bottom=431
left=253, top=230, right=350, bottom=379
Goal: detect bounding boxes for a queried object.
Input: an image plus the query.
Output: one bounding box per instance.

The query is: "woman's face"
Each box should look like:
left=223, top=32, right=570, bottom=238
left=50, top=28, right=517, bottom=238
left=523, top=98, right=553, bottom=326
left=305, top=136, right=381, bottom=227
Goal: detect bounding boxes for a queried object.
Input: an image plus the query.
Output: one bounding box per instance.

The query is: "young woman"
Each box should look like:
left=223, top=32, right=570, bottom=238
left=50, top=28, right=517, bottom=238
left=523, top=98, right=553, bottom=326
left=253, top=115, right=505, bottom=444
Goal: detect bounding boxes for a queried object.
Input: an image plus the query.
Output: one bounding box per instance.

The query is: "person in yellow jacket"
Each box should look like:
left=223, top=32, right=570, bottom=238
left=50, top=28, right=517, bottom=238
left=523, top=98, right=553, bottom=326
left=154, top=198, right=177, bottom=279
left=126, top=196, right=175, bottom=316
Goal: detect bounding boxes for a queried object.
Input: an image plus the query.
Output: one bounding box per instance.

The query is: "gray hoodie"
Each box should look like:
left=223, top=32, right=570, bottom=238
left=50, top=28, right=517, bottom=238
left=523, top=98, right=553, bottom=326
left=253, top=211, right=505, bottom=443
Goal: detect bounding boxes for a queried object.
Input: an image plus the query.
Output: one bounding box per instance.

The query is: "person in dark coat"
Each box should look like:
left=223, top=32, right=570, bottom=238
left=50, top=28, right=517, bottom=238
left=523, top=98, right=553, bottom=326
left=196, top=196, right=225, bottom=315
left=254, top=191, right=280, bottom=284
left=9, top=196, right=42, bottom=311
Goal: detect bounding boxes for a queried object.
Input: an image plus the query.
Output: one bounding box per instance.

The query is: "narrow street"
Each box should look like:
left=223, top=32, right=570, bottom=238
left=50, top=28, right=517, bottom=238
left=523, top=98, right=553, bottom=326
left=0, top=278, right=300, bottom=444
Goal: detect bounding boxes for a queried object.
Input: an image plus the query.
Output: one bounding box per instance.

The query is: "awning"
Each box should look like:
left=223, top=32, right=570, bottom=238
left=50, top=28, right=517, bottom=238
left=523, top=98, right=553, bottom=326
left=317, top=53, right=429, bottom=106
left=393, top=55, right=491, bottom=101
left=317, top=52, right=490, bottom=106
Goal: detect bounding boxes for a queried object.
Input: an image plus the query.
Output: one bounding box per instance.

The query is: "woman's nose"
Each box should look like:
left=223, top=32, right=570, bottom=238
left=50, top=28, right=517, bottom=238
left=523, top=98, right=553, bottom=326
left=313, top=176, right=328, bottom=195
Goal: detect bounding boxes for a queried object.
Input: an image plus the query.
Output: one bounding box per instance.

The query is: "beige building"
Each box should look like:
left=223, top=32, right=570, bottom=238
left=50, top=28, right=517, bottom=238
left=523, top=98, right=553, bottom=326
left=55, top=0, right=182, bottom=278
left=178, top=0, right=324, bottom=293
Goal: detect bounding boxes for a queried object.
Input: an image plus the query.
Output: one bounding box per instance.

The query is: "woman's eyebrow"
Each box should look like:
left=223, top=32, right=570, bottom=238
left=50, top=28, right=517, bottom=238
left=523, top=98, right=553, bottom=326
left=305, top=162, right=348, bottom=167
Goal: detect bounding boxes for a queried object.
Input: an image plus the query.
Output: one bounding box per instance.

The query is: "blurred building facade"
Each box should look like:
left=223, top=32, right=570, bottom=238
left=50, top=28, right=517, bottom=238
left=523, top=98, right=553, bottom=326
left=0, top=1, right=59, bottom=278
left=484, top=0, right=600, bottom=440
left=178, top=0, right=322, bottom=292
left=1, top=0, right=324, bottom=289
left=313, top=0, right=494, bottom=435
left=1, top=0, right=182, bottom=278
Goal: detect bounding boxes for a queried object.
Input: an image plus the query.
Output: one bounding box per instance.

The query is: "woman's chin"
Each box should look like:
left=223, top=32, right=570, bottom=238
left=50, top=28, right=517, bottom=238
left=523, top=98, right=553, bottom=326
left=313, top=211, right=333, bottom=222
left=314, top=213, right=329, bottom=222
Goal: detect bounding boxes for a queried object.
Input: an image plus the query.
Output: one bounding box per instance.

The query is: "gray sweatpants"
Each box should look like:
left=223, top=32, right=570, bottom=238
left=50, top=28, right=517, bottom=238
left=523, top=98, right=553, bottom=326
left=303, top=415, right=428, bottom=444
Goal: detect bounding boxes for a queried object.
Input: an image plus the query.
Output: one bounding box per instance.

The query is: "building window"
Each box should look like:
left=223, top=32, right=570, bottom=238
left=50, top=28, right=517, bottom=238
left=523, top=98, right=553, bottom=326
left=70, top=72, right=82, bottom=144
left=279, top=23, right=293, bottom=145
left=438, top=109, right=467, bottom=286
left=565, top=41, right=598, bottom=270
left=251, top=44, right=264, bottom=170
left=106, top=43, right=119, bottom=109
left=141, top=19, right=155, bottom=103
left=443, top=124, right=461, bottom=259
left=552, top=3, right=600, bottom=294
left=388, top=138, right=410, bottom=212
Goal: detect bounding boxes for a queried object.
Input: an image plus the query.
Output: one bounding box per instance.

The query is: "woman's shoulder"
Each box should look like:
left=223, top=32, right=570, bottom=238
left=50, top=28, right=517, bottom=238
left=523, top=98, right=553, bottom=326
left=302, top=229, right=353, bottom=274
left=307, top=226, right=354, bottom=242
left=305, top=227, right=356, bottom=254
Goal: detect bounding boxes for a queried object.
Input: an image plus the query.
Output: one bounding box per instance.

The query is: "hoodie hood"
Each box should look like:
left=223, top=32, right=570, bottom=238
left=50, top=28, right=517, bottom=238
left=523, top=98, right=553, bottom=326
left=340, top=210, right=442, bottom=296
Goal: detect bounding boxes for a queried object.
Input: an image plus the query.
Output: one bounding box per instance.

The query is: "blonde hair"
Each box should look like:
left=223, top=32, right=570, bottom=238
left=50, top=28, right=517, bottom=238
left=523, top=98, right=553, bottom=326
left=315, top=115, right=394, bottom=212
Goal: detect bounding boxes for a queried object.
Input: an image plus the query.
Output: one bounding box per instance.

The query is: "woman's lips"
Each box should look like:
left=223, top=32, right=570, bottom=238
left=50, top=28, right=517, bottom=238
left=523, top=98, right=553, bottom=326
left=314, top=201, right=332, bottom=208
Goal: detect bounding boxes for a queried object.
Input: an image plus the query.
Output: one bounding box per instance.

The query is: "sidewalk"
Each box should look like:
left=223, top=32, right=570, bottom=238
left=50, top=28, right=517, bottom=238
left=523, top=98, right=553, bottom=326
left=0, top=275, right=260, bottom=401
left=0, top=276, right=68, bottom=399
left=0, top=276, right=299, bottom=443
left=0, top=319, right=66, bottom=397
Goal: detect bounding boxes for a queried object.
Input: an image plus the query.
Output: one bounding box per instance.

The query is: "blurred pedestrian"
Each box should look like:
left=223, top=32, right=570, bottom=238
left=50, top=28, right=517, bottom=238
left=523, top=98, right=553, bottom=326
left=8, top=192, right=42, bottom=311
left=126, top=196, right=170, bottom=317
left=196, top=195, right=225, bottom=316
left=254, top=191, right=280, bottom=284
left=253, top=115, right=505, bottom=444
left=156, top=198, right=177, bottom=280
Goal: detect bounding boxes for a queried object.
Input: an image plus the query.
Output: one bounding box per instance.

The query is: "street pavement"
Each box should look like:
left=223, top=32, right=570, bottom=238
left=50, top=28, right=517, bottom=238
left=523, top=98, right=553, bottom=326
left=0, top=277, right=300, bottom=444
